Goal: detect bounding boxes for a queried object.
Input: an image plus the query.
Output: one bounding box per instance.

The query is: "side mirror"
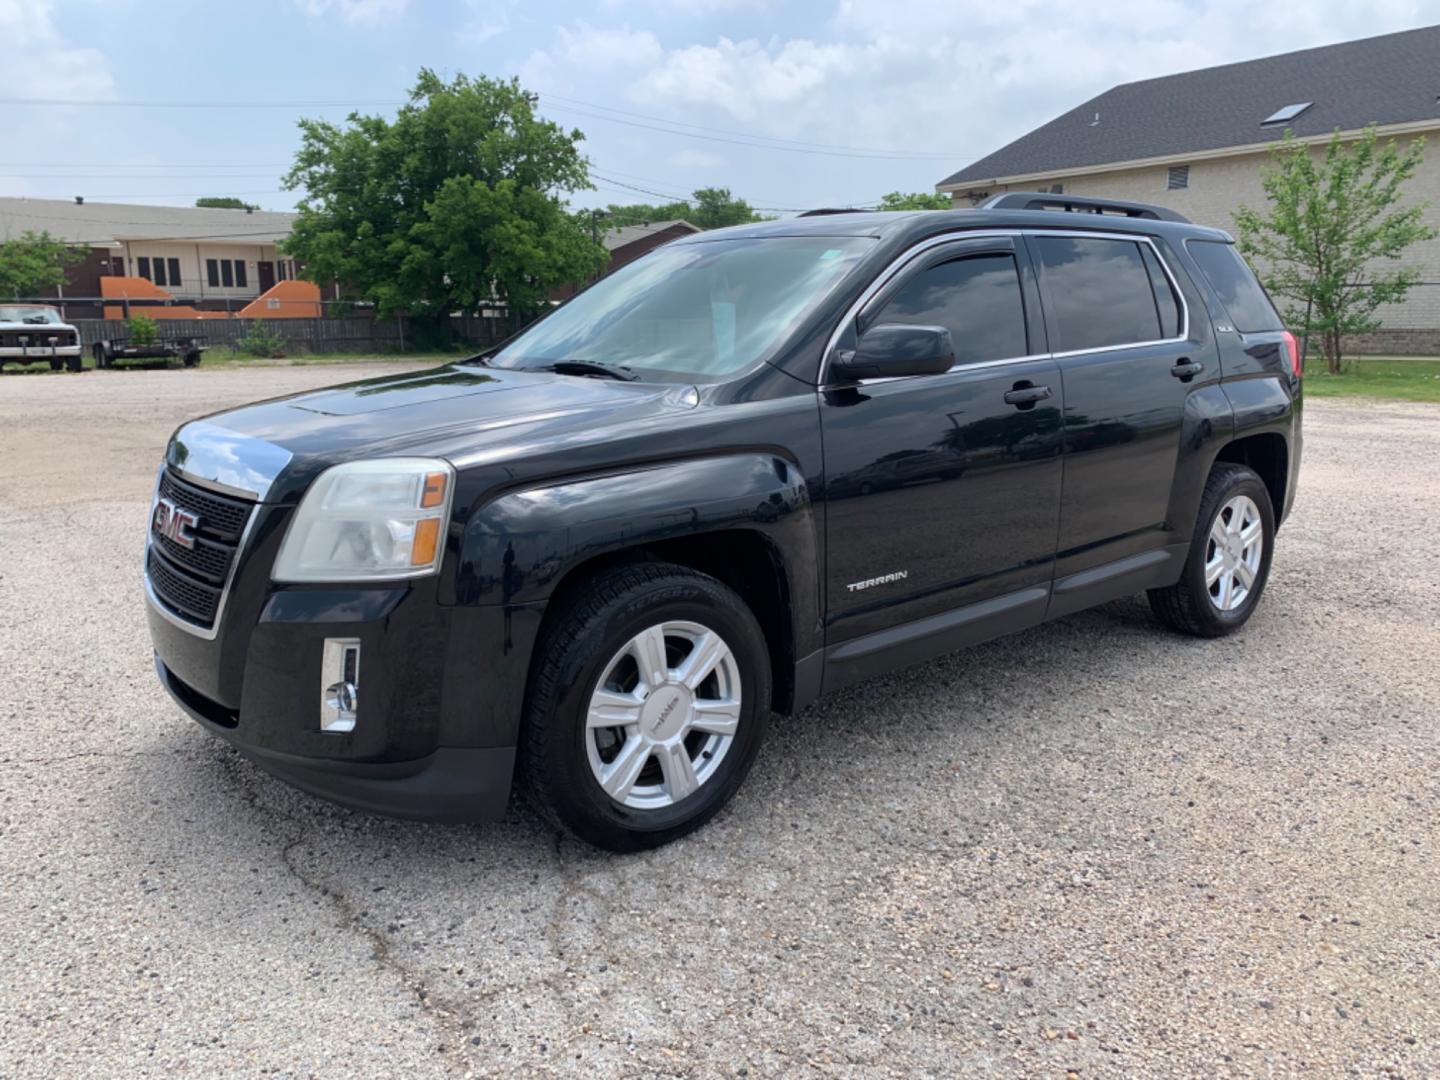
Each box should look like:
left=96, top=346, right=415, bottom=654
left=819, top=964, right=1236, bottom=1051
left=830, top=323, right=955, bottom=382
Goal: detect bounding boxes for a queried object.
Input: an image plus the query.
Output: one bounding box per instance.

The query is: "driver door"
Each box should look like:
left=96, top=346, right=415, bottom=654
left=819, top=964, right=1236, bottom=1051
left=819, top=235, right=1063, bottom=682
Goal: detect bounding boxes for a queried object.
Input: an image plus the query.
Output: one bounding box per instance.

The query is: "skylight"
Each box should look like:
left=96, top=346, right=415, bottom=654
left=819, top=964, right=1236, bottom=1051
left=1262, top=102, right=1313, bottom=126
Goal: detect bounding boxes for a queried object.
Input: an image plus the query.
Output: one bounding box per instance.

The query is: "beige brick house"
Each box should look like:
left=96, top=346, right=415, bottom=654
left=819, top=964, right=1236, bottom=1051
left=937, top=26, right=1440, bottom=352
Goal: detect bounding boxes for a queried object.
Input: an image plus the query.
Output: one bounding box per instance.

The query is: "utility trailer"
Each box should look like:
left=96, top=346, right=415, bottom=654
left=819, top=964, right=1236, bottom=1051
left=93, top=334, right=207, bottom=369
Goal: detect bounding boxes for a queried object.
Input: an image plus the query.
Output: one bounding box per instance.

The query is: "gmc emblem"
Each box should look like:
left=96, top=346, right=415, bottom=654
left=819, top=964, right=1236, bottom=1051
left=153, top=498, right=199, bottom=549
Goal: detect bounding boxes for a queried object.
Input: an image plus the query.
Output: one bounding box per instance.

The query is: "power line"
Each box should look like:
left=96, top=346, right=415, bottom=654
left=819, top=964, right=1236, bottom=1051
left=0, top=93, right=971, bottom=162
left=539, top=91, right=965, bottom=161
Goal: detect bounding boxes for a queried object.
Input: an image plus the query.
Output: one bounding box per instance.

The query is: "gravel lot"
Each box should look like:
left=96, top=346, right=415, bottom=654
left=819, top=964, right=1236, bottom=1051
left=2, top=364, right=1437, bottom=1078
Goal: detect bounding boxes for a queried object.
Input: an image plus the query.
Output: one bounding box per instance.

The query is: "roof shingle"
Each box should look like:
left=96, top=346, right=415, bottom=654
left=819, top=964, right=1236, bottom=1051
left=939, top=25, right=1440, bottom=188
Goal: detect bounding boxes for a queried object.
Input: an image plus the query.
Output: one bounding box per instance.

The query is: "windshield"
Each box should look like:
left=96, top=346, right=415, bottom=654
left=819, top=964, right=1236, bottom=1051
left=487, top=235, right=873, bottom=380
left=0, top=306, right=63, bottom=325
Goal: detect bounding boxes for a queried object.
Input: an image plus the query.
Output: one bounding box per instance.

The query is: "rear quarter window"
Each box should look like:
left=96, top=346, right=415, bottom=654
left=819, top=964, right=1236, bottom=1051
left=1185, top=240, right=1283, bottom=333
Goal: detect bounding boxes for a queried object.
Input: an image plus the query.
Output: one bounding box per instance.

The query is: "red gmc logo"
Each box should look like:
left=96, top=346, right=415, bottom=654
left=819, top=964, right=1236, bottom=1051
left=152, top=498, right=199, bottom=549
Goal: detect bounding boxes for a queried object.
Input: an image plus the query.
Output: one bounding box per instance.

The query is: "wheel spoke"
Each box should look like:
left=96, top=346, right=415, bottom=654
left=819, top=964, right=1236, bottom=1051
left=677, top=631, right=730, bottom=691
left=1227, top=503, right=1247, bottom=535
left=1205, top=553, right=1225, bottom=586
left=1234, top=560, right=1256, bottom=589
left=1215, top=570, right=1233, bottom=610
left=1240, top=520, right=1262, bottom=548
left=587, top=689, right=643, bottom=729
left=1210, top=519, right=1229, bottom=549
left=689, top=698, right=741, bottom=737
left=600, top=737, right=651, bottom=801
left=657, top=743, right=700, bottom=801
left=629, top=625, right=671, bottom=691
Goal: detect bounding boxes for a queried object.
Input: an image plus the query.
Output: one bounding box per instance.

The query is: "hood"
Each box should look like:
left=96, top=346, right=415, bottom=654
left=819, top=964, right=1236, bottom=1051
left=0, top=319, right=77, bottom=333
left=182, top=363, right=693, bottom=501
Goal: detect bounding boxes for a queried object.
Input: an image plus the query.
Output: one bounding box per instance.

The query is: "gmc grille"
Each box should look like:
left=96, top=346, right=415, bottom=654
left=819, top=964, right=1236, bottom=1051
left=146, top=470, right=256, bottom=631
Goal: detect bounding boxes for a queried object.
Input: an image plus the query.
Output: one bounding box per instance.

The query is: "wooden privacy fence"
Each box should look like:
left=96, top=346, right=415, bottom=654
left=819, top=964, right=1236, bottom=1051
left=69, top=314, right=517, bottom=355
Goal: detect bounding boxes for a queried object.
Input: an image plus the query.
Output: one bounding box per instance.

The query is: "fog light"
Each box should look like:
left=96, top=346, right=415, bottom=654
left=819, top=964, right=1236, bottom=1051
left=321, top=638, right=360, bottom=733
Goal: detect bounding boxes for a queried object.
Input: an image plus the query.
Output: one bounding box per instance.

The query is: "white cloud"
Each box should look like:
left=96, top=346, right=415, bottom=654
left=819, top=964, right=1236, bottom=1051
left=668, top=148, right=725, bottom=168
left=295, top=0, right=409, bottom=24
left=519, top=23, right=665, bottom=94
left=0, top=0, right=114, bottom=103
left=527, top=3, right=1434, bottom=208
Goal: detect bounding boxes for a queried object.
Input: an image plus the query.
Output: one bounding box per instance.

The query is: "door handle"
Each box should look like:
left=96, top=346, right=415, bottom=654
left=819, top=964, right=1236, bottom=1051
left=1171, top=359, right=1204, bottom=381
left=1003, top=382, right=1053, bottom=408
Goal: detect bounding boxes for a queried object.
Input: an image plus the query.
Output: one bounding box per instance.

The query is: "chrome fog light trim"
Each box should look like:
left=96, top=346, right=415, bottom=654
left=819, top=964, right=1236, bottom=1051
left=321, top=638, right=361, bottom=733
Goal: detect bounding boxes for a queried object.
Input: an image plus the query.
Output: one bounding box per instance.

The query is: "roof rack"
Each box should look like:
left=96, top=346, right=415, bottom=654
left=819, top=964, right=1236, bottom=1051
left=977, top=192, right=1190, bottom=224
left=797, top=208, right=871, bottom=217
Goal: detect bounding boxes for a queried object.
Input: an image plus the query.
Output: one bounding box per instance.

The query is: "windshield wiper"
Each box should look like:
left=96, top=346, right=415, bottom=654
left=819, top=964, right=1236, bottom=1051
left=541, top=360, right=640, bottom=382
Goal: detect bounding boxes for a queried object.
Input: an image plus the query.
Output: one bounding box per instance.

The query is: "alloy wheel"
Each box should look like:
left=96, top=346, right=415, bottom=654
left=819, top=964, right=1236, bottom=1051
left=584, top=620, right=742, bottom=810
left=1205, top=494, right=1264, bottom=612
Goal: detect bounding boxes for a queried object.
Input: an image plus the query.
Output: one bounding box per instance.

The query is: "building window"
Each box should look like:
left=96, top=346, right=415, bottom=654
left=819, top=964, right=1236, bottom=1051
left=235, top=261, right=247, bottom=288
left=1048, top=183, right=1064, bottom=194
left=137, top=256, right=151, bottom=281
left=206, top=259, right=219, bottom=287
left=153, top=259, right=168, bottom=287
left=168, top=258, right=182, bottom=287
left=1167, top=165, right=1190, bottom=190
left=220, top=261, right=234, bottom=288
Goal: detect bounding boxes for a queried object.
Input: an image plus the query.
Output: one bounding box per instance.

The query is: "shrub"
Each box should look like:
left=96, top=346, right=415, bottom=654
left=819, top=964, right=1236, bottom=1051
left=127, top=315, right=159, bottom=346
left=235, top=320, right=287, bottom=358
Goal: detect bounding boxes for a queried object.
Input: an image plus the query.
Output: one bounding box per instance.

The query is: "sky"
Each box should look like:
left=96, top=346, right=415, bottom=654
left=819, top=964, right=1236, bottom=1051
left=1, top=0, right=1434, bottom=216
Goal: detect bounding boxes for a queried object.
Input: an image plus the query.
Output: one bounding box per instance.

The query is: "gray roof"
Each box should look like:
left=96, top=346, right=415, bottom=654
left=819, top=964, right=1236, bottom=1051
left=603, top=219, right=700, bottom=250
left=0, top=197, right=296, bottom=246
left=940, top=25, right=1440, bottom=188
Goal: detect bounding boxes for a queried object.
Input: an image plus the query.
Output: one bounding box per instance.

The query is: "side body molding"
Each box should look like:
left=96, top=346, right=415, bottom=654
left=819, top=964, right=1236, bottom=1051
left=453, top=452, right=819, bottom=629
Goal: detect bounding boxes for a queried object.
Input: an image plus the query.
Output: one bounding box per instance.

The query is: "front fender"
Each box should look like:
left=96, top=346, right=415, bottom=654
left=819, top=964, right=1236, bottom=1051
left=453, top=453, right=817, bottom=610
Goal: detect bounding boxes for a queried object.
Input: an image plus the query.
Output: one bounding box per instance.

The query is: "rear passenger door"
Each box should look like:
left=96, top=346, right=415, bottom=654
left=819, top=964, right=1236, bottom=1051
left=1027, top=232, right=1218, bottom=614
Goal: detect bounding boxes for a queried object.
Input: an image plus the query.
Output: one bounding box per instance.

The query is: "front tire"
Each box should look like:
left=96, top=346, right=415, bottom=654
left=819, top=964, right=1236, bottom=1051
left=522, top=562, right=771, bottom=852
left=1149, top=463, right=1275, bottom=637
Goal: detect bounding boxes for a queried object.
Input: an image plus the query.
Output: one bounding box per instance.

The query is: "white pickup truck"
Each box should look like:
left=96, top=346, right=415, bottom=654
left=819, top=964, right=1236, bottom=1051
left=0, top=304, right=83, bottom=371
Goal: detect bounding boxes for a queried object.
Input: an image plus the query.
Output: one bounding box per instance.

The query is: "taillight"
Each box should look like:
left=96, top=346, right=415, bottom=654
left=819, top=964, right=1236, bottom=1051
left=1282, top=330, right=1301, bottom=378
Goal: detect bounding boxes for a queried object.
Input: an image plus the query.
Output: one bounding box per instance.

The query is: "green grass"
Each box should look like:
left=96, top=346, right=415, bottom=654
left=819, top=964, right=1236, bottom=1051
left=1302, top=356, right=1440, bottom=402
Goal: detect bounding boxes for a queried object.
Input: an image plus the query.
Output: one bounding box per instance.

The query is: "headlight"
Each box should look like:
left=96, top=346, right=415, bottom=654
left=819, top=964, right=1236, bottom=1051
left=272, top=458, right=455, bottom=583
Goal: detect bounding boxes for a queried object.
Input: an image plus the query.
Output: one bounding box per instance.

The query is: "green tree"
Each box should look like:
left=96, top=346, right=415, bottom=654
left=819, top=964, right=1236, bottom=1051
left=282, top=69, right=602, bottom=323
left=877, top=191, right=951, bottom=211
left=0, top=230, right=82, bottom=298
left=604, top=187, right=765, bottom=230
left=195, top=197, right=260, bottom=210
left=1234, top=126, right=1435, bottom=374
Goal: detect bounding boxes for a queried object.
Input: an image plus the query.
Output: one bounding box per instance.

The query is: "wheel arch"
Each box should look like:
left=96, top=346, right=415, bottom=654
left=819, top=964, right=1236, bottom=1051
left=452, top=453, right=821, bottom=717
left=1212, top=431, right=1288, bottom=524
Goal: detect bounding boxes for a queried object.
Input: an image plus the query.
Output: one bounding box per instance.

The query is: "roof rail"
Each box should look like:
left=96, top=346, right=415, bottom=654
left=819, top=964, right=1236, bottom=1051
left=978, top=192, right=1190, bottom=224
left=797, top=207, right=870, bottom=217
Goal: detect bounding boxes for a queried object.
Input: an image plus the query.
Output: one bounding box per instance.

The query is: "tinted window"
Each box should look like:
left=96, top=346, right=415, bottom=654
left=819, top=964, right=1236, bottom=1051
left=1140, top=245, right=1182, bottom=337
left=153, top=259, right=167, bottom=287
left=137, top=256, right=151, bottom=281
left=168, top=258, right=182, bottom=287
left=220, top=261, right=234, bottom=288
left=206, top=259, right=219, bottom=287
left=1034, top=236, right=1163, bottom=351
left=1186, top=240, right=1282, bottom=332
left=869, top=253, right=1028, bottom=365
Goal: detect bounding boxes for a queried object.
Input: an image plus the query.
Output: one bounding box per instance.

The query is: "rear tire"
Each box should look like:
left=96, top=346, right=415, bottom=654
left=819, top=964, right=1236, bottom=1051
left=1148, top=463, right=1275, bottom=637
left=183, top=351, right=201, bottom=367
left=522, top=561, right=771, bottom=852
left=66, top=355, right=82, bottom=373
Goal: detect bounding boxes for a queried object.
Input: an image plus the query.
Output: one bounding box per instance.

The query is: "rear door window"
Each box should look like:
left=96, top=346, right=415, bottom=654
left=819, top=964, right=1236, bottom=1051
left=868, top=253, right=1029, bottom=365
left=1032, top=236, right=1164, bottom=352
left=1140, top=245, right=1182, bottom=338
left=1185, top=240, right=1283, bottom=332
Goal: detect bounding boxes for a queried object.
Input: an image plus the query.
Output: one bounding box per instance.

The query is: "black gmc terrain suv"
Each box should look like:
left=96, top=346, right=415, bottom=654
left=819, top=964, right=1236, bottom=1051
left=146, top=195, right=1301, bottom=850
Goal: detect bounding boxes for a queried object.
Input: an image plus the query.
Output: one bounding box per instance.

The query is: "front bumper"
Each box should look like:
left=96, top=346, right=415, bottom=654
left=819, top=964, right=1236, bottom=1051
left=157, top=656, right=516, bottom=821
left=0, top=345, right=81, bottom=360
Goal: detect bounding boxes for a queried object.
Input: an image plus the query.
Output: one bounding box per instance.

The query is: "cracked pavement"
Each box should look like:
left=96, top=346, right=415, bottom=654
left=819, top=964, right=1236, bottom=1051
left=2, top=365, right=1439, bottom=1077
